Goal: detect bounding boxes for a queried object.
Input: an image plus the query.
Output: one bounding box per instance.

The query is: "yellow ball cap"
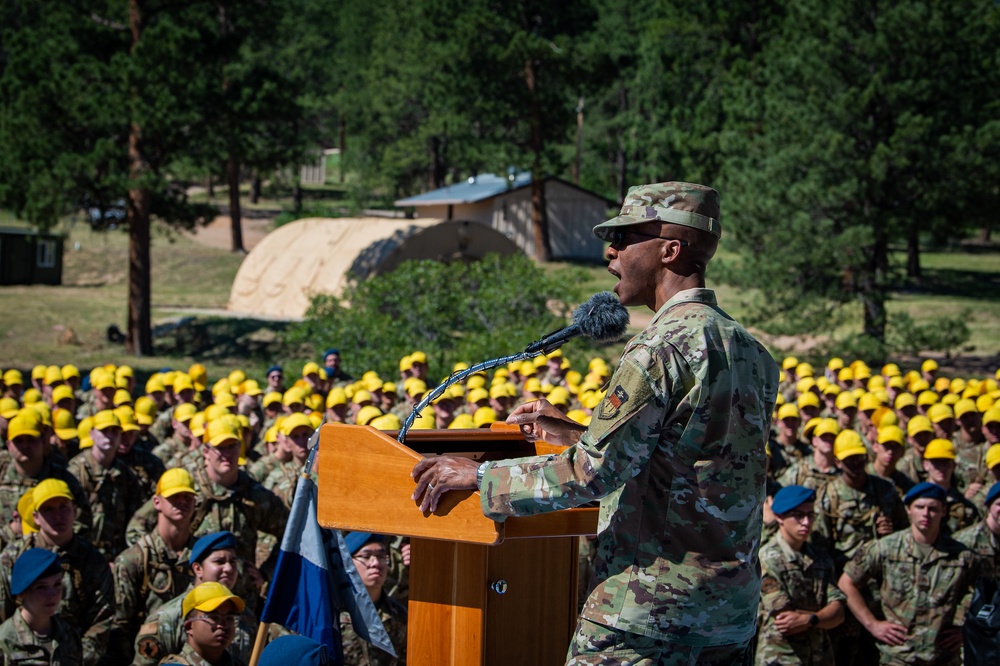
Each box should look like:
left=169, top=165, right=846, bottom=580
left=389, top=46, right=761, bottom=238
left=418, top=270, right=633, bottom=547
left=822, top=383, right=841, bottom=396
left=173, top=403, right=198, bottom=424
left=987, top=444, right=1000, bottom=471
left=53, top=409, right=77, bottom=440
left=448, top=414, right=477, bottom=429
left=32, top=479, right=74, bottom=509
left=410, top=406, right=435, bottom=430
left=241, top=380, right=263, bottom=397
left=467, top=388, right=489, bottom=404
left=157, top=468, right=197, bottom=498
left=182, top=582, right=244, bottom=619
left=356, top=405, right=383, bottom=427
left=796, top=378, right=817, bottom=394
left=954, top=399, right=978, bottom=419
left=145, top=376, right=166, bottom=394
left=21, top=388, right=42, bottom=405
left=923, top=438, right=956, bottom=460
left=802, top=417, right=821, bottom=439
left=280, top=413, right=313, bottom=436
left=921, top=359, right=939, bottom=373
left=302, top=362, right=320, bottom=378
left=473, top=407, right=498, bottom=427
left=907, top=415, right=933, bottom=437
left=835, top=392, right=858, bottom=410
left=894, top=393, right=917, bottom=410
left=18, top=489, right=37, bottom=534
left=410, top=351, right=427, bottom=364
left=213, top=392, right=236, bottom=409
left=404, top=379, right=427, bottom=399
left=837, top=367, right=854, bottom=382
left=877, top=425, right=905, bottom=446
left=985, top=408, right=1000, bottom=427
left=797, top=392, right=821, bottom=410
left=60, top=364, right=80, bottom=380
left=29, top=365, right=45, bottom=381
left=351, top=390, right=373, bottom=406
left=206, top=419, right=241, bottom=447
left=828, top=357, right=846, bottom=371
left=369, top=414, right=401, bottom=431
left=92, top=410, right=121, bottom=431
left=548, top=387, right=571, bottom=407
left=854, top=365, right=872, bottom=380
left=795, top=363, right=814, bottom=378
left=814, top=418, right=841, bottom=438
left=872, top=407, right=897, bottom=428
left=113, top=408, right=140, bottom=432
left=172, top=374, right=195, bottom=393
left=858, top=393, right=882, bottom=412
left=51, top=385, right=74, bottom=406
left=6, top=413, right=40, bottom=440
left=282, top=388, right=306, bottom=407
left=398, top=355, right=414, bottom=372
left=887, top=376, right=905, bottom=389
left=777, top=404, right=800, bottom=421
left=326, top=388, right=347, bottom=408
left=3, top=369, right=23, bottom=386
left=0, top=397, right=20, bottom=420
left=43, top=366, right=63, bottom=386
left=834, top=430, right=868, bottom=460
left=977, top=395, right=996, bottom=413
left=917, top=390, right=940, bottom=407
left=262, top=392, right=282, bottom=408
left=910, top=379, right=931, bottom=394
left=926, top=403, right=955, bottom=424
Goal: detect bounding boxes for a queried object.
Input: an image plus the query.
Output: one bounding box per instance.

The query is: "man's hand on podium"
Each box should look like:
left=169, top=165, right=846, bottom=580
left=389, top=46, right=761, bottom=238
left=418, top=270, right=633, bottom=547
left=411, top=456, right=479, bottom=513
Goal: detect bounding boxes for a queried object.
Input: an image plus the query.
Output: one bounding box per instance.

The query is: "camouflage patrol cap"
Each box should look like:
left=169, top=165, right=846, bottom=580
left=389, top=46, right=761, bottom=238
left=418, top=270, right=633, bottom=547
left=593, top=182, right=722, bottom=241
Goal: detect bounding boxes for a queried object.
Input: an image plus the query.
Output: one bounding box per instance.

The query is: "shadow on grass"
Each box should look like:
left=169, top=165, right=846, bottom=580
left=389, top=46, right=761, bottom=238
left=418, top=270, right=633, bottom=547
left=895, top=267, right=1000, bottom=301
left=154, top=317, right=292, bottom=361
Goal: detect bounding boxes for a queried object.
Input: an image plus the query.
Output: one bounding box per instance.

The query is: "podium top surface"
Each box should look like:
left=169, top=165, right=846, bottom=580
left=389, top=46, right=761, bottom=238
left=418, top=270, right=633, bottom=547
left=316, top=423, right=597, bottom=544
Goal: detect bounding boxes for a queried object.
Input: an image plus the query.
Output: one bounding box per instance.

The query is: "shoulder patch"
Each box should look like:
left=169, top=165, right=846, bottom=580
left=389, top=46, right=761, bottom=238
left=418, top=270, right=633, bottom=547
left=598, top=385, right=630, bottom=420
left=137, top=635, right=164, bottom=659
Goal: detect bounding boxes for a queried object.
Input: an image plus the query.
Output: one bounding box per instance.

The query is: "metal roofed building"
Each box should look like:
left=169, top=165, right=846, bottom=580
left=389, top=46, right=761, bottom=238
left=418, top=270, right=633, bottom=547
left=395, top=173, right=611, bottom=262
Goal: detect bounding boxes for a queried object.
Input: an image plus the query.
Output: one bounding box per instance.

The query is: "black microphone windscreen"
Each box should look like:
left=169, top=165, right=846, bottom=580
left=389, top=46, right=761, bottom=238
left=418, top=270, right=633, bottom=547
left=573, top=291, right=630, bottom=343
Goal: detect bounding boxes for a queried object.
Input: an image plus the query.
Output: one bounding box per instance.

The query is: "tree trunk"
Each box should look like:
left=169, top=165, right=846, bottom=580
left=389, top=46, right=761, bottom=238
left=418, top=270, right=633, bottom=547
left=293, top=177, right=303, bottom=212
left=906, top=224, right=921, bottom=279
left=429, top=136, right=447, bottom=189
left=573, top=97, right=584, bottom=186
left=525, top=57, right=551, bottom=262
left=206, top=175, right=214, bottom=198
left=338, top=113, right=346, bottom=183
left=862, top=217, right=889, bottom=346
left=227, top=153, right=245, bottom=253
left=250, top=175, right=261, bottom=204
left=978, top=226, right=991, bottom=243
left=127, top=0, right=152, bottom=356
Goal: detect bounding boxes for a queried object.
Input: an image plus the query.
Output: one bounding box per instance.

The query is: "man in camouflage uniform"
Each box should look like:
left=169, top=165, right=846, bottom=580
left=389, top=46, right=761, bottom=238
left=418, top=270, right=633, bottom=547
left=159, top=581, right=247, bottom=666
left=262, top=413, right=312, bottom=508
left=112, top=468, right=197, bottom=661
left=412, top=182, right=779, bottom=663
left=133, top=532, right=257, bottom=666
left=866, top=425, right=914, bottom=498
left=0, top=479, right=115, bottom=665
left=769, top=404, right=809, bottom=481
left=341, top=532, right=407, bottom=666
left=955, top=480, right=1000, bottom=579
left=152, top=402, right=198, bottom=465
left=115, top=407, right=166, bottom=501
left=838, top=482, right=980, bottom=665
left=67, top=410, right=145, bottom=561
left=0, top=412, right=92, bottom=536
left=922, top=438, right=979, bottom=535
left=897, top=415, right=934, bottom=486
left=757, top=486, right=845, bottom=665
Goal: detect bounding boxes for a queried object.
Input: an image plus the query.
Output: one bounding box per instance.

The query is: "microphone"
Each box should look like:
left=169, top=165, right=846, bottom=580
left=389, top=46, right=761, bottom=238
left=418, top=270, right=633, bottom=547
left=524, top=291, right=630, bottom=355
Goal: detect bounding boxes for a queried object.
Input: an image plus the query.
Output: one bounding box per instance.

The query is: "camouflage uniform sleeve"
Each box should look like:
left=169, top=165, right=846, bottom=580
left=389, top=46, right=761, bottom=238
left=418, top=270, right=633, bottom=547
left=0, top=544, right=18, bottom=622
left=252, top=481, right=291, bottom=538
left=481, top=347, right=665, bottom=521
left=60, top=466, right=94, bottom=532
left=758, top=551, right=793, bottom=616
left=111, top=544, right=143, bottom=649
left=126, top=498, right=158, bottom=548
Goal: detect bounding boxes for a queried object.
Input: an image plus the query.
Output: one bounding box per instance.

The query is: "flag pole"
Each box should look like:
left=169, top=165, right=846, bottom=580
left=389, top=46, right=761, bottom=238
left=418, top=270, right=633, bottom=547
left=247, top=417, right=326, bottom=666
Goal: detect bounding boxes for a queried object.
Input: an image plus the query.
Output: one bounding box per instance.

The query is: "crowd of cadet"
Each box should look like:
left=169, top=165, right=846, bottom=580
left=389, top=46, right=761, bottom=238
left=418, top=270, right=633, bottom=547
left=0, top=347, right=611, bottom=665
left=758, top=356, right=1000, bottom=666
left=4, top=347, right=1000, bottom=666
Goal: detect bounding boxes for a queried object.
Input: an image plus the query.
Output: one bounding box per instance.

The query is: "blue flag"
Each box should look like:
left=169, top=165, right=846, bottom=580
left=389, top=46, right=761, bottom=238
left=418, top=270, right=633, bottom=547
left=261, top=474, right=397, bottom=659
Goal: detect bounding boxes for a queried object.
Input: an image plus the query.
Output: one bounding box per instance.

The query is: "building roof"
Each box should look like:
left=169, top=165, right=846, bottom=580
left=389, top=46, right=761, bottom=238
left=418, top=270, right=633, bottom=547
left=395, top=172, right=533, bottom=207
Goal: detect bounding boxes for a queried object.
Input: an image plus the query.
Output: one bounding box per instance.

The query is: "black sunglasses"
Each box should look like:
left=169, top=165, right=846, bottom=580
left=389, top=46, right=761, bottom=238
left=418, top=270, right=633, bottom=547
left=609, top=228, right=689, bottom=248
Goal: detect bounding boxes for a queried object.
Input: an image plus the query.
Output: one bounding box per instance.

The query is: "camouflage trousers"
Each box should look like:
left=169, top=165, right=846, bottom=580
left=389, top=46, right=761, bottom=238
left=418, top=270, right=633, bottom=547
left=566, top=619, right=753, bottom=666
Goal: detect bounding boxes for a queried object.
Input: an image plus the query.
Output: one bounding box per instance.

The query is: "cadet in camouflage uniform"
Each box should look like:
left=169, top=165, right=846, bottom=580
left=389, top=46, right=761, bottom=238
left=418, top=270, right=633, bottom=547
left=413, top=182, right=780, bottom=663
left=757, top=486, right=845, bottom=666
left=0, top=412, right=93, bottom=534
left=133, top=532, right=256, bottom=666
left=112, top=468, right=197, bottom=662
left=839, top=482, right=980, bottom=666
left=115, top=407, right=166, bottom=501
left=341, top=533, right=407, bottom=666
left=0, top=479, right=115, bottom=666
left=0, top=548, right=83, bottom=665
left=777, top=418, right=841, bottom=491
left=955, top=480, right=1000, bottom=579
left=814, top=430, right=908, bottom=573
left=897, top=415, right=934, bottom=486
left=66, top=410, right=145, bottom=560
left=159, top=582, right=247, bottom=666
left=865, top=425, right=914, bottom=498
left=922, top=438, right=979, bottom=535
left=261, top=413, right=313, bottom=508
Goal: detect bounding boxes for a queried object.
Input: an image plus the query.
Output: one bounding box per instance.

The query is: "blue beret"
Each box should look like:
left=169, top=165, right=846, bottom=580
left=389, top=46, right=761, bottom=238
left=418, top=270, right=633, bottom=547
left=344, top=532, right=384, bottom=555
left=904, top=481, right=947, bottom=506
left=771, top=485, right=816, bottom=515
left=266, top=365, right=283, bottom=376
left=985, top=481, right=1000, bottom=508
left=323, top=349, right=340, bottom=360
left=190, top=531, right=237, bottom=566
left=260, top=635, right=330, bottom=666
left=11, top=548, right=62, bottom=596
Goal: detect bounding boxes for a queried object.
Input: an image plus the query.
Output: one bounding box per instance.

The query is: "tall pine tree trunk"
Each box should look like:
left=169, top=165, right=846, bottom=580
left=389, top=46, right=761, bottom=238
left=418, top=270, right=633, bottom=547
left=862, top=220, right=890, bottom=347
left=127, top=0, right=152, bottom=356
left=525, top=57, right=551, bottom=262
left=227, top=153, right=245, bottom=253
left=906, top=224, right=921, bottom=279
left=250, top=175, right=261, bottom=204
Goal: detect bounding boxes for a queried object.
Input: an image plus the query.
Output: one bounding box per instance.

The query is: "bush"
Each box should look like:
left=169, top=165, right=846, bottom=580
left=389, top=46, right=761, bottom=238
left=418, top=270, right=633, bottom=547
left=286, top=254, right=591, bottom=380
left=885, top=311, right=973, bottom=358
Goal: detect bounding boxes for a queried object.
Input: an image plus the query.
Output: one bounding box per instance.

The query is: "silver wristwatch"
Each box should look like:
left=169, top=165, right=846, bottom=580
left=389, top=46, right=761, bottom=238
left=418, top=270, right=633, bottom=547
left=476, top=461, right=489, bottom=487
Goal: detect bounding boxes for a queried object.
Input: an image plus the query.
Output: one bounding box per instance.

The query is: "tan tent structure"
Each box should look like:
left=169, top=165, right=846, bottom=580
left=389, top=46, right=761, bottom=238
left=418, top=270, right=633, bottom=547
left=227, top=217, right=522, bottom=319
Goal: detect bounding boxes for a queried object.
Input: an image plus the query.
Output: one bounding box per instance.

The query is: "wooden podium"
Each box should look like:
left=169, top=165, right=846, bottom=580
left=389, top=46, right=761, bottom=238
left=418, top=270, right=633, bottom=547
left=317, top=423, right=598, bottom=666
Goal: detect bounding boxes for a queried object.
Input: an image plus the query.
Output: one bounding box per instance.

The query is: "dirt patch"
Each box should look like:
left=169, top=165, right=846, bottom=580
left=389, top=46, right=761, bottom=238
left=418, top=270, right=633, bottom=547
left=187, top=215, right=274, bottom=252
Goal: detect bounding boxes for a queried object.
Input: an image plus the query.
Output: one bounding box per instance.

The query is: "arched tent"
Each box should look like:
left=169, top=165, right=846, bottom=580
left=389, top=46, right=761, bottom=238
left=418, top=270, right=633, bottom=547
left=227, top=217, right=523, bottom=319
